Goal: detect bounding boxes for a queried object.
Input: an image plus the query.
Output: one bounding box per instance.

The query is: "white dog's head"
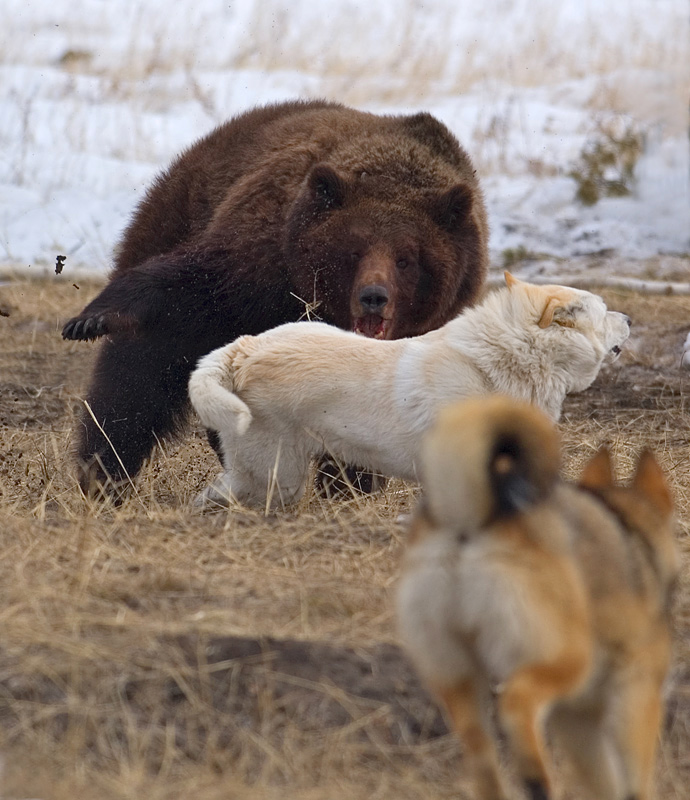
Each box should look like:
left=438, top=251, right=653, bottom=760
left=504, top=272, right=631, bottom=392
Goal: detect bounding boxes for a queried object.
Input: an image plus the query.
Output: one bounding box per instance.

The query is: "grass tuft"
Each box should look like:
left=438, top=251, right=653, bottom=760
left=569, top=115, right=645, bottom=206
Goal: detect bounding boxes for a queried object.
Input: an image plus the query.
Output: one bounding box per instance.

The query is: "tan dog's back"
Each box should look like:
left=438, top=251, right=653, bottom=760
left=397, top=396, right=678, bottom=800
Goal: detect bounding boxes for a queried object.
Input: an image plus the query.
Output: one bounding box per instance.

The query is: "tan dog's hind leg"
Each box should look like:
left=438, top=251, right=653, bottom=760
left=549, top=705, right=623, bottom=799
left=498, top=655, right=589, bottom=800
left=608, top=644, right=670, bottom=800
left=434, top=680, right=506, bottom=800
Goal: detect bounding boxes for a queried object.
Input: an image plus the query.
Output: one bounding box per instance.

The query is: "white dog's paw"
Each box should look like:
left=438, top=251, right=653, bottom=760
left=682, top=332, right=690, bottom=369
left=193, top=473, right=234, bottom=510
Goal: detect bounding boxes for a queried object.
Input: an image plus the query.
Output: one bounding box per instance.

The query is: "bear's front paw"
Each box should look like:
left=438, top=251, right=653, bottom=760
left=62, top=313, right=110, bottom=341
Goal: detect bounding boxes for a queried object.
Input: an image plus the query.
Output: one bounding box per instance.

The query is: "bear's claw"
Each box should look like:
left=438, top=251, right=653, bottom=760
left=62, top=314, right=108, bottom=340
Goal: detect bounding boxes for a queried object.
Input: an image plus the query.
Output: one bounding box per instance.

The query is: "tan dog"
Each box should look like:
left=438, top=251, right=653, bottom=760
left=397, top=396, right=678, bottom=800
left=188, top=274, right=630, bottom=508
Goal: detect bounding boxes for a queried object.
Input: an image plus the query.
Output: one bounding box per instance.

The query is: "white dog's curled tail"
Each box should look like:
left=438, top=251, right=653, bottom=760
left=188, top=349, right=252, bottom=436
left=420, top=396, right=562, bottom=531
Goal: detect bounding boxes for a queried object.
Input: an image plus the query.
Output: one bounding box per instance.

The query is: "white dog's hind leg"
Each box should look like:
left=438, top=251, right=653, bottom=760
left=253, top=433, right=311, bottom=510
left=193, top=472, right=236, bottom=509
left=195, top=431, right=311, bottom=511
left=193, top=463, right=285, bottom=510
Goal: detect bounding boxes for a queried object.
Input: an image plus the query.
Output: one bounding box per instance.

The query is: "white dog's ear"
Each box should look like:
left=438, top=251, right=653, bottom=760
left=538, top=297, right=576, bottom=329
left=504, top=271, right=520, bottom=288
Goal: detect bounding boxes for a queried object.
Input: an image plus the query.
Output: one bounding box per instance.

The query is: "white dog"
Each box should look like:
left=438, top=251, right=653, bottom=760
left=189, top=273, right=630, bottom=508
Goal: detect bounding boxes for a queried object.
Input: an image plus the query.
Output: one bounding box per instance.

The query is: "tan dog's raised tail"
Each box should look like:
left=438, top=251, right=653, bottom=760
left=397, top=396, right=678, bottom=800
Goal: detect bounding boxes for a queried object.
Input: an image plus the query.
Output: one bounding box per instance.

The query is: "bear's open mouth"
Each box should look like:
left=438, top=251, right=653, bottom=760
left=353, top=315, right=390, bottom=339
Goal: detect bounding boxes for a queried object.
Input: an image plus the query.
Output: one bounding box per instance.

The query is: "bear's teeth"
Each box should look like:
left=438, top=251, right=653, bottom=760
left=353, top=315, right=386, bottom=338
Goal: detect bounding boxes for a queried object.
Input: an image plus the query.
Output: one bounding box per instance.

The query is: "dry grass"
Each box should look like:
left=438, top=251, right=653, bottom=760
left=0, top=273, right=689, bottom=798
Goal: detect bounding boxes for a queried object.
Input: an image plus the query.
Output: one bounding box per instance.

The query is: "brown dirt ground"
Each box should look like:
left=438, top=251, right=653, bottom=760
left=0, top=274, right=688, bottom=799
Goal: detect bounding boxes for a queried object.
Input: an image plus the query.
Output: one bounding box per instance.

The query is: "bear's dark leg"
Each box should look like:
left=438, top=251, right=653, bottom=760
left=76, top=335, right=193, bottom=497
left=206, top=428, right=224, bottom=462
left=64, top=244, right=298, bottom=496
left=63, top=242, right=295, bottom=346
left=315, top=457, right=386, bottom=499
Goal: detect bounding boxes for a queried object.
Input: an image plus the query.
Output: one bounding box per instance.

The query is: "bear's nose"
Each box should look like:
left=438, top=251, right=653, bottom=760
left=359, top=285, right=389, bottom=313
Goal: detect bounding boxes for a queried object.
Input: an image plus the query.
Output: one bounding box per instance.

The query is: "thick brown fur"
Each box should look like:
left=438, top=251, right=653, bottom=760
left=61, top=100, right=488, bottom=496
left=397, top=396, right=678, bottom=800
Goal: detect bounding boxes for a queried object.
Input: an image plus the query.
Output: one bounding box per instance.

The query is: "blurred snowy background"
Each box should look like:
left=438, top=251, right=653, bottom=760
left=1, top=0, right=688, bottom=279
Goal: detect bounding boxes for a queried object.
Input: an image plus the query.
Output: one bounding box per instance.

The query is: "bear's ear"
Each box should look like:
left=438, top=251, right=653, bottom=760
left=434, top=184, right=473, bottom=231
left=399, top=112, right=461, bottom=162
left=308, top=164, right=347, bottom=211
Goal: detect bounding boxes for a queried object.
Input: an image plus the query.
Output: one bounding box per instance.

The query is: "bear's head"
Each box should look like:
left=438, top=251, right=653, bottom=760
left=284, top=162, right=487, bottom=340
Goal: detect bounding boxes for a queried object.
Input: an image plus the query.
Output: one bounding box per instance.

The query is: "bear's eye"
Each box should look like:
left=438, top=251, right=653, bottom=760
left=396, top=258, right=409, bottom=271
left=350, top=251, right=362, bottom=266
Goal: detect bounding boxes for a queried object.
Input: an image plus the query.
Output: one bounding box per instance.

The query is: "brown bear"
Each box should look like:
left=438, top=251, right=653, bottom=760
left=62, top=99, right=488, bottom=497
